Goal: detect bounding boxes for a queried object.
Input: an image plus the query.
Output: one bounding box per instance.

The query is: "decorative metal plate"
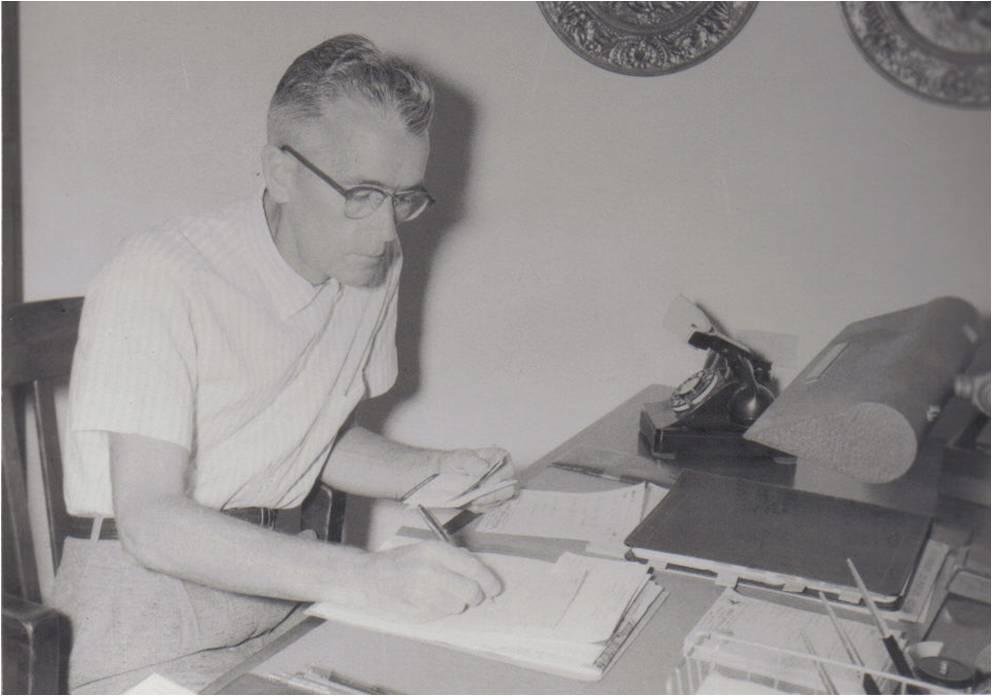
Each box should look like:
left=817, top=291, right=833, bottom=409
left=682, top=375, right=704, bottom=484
left=842, top=2, right=990, bottom=108
left=538, top=2, right=758, bottom=77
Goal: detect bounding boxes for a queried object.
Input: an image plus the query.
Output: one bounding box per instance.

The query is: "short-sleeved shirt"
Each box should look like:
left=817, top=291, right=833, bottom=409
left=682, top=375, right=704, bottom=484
left=64, top=194, right=400, bottom=516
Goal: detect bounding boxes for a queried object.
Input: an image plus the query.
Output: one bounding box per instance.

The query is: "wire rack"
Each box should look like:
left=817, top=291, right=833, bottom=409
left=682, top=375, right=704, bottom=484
left=666, top=631, right=968, bottom=695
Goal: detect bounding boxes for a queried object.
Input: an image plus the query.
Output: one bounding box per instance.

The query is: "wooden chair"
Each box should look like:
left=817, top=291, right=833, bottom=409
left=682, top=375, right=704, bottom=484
left=3, top=297, right=81, bottom=694
left=1, top=297, right=348, bottom=693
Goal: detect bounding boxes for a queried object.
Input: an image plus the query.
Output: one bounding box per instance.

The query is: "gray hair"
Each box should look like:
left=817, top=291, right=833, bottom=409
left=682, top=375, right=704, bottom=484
left=267, top=34, right=434, bottom=144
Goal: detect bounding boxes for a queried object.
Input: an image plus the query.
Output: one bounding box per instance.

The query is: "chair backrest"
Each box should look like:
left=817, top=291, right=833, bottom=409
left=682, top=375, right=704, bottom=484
left=2, top=297, right=83, bottom=602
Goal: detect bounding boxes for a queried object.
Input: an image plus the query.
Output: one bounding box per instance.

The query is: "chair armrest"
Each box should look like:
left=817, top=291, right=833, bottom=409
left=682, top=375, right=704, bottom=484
left=2, top=593, right=70, bottom=694
left=301, top=484, right=348, bottom=543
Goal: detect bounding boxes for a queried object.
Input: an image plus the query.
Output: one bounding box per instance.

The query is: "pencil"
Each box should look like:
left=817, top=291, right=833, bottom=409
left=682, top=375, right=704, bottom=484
left=417, top=504, right=454, bottom=545
left=400, top=473, right=438, bottom=502
left=306, top=665, right=391, bottom=694
left=800, top=630, right=839, bottom=695
left=845, top=558, right=915, bottom=680
left=550, top=461, right=647, bottom=485
left=818, top=591, right=881, bottom=694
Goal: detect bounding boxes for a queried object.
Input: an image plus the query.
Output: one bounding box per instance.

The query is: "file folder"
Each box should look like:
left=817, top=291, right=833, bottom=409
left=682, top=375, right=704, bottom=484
left=624, top=470, right=931, bottom=607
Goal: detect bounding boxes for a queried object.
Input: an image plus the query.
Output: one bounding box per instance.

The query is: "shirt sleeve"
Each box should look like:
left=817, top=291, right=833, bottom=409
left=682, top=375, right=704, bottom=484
left=69, top=233, right=197, bottom=449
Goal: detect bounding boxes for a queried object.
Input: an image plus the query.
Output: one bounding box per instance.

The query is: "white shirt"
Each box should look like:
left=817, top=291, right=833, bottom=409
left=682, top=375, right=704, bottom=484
left=64, top=195, right=400, bottom=516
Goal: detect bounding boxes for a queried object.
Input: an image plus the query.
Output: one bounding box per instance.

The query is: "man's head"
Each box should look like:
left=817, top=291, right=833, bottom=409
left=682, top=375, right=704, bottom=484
left=267, top=34, right=434, bottom=146
left=262, top=35, right=434, bottom=288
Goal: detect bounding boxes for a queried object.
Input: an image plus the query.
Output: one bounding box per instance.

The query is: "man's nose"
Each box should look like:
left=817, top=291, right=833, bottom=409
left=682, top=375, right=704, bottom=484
left=371, top=201, right=399, bottom=247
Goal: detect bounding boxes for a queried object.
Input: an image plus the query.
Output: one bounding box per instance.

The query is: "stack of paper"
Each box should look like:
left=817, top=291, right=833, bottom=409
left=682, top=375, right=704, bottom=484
left=124, top=674, right=194, bottom=695
left=471, top=483, right=668, bottom=551
left=306, top=551, right=665, bottom=681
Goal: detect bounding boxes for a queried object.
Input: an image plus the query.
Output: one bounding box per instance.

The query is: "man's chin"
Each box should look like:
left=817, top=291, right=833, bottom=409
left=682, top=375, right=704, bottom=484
left=340, top=265, right=387, bottom=289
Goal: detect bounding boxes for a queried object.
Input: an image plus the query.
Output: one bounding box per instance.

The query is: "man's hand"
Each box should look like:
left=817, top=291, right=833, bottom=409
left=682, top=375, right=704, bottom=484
left=438, top=447, right=518, bottom=512
left=356, top=542, right=502, bottom=622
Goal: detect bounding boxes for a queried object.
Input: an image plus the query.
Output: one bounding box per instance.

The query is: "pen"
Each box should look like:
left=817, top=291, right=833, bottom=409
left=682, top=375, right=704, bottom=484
left=416, top=506, right=502, bottom=603
left=550, top=461, right=647, bottom=485
left=818, top=591, right=881, bottom=694
left=270, top=668, right=389, bottom=695
left=417, top=504, right=454, bottom=545
left=800, top=630, right=839, bottom=695
left=400, top=472, right=438, bottom=503
left=306, top=665, right=392, bottom=694
left=846, top=557, right=915, bottom=680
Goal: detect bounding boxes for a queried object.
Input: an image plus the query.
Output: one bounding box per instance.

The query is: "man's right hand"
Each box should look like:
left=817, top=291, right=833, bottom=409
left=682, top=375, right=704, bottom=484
left=109, top=434, right=501, bottom=617
left=356, top=542, right=502, bottom=622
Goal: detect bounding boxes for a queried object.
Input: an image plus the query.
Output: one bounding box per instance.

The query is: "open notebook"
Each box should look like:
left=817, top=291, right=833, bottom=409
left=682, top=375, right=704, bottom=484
left=306, top=551, right=664, bottom=681
left=305, top=482, right=670, bottom=681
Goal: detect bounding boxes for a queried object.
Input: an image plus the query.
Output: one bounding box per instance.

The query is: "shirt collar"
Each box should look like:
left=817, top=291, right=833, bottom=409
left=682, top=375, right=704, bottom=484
left=251, top=189, right=340, bottom=319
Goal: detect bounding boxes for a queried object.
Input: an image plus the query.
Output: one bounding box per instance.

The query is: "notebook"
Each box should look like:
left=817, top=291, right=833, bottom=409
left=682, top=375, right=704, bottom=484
left=624, top=470, right=931, bottom=607
left=305, top=551, right=665, bottom=681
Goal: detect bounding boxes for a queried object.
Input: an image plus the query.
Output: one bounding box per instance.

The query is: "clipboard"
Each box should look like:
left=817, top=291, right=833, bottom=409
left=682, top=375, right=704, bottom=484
left=624, top=470, right=931, bottom=607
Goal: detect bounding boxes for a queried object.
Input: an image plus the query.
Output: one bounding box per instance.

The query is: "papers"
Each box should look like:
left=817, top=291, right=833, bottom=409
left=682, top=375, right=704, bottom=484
left=402, top=452, right=516, bottom=509
left=124, top=674, right=194, bottom=694
left=405, top=475, right=515, bottom=509
left=307, top=551, right=665, bottom=681
left=663, top=294, right=714, bottom=340
left=473, top=483, right=668, bottom=549
left=696, top=671, right=790, bottom=694
left=304, top=482, right=670, bottom=680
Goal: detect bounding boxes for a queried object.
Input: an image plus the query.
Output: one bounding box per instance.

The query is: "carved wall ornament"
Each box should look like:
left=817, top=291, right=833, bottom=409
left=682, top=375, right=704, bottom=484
left=537, top=2, right=758, bottom=77
left=842, top=2, right=990, bottom=108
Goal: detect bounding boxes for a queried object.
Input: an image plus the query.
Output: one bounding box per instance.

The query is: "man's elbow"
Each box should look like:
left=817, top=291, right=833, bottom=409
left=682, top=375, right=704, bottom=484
left=114, top=498, right=183, bottom=573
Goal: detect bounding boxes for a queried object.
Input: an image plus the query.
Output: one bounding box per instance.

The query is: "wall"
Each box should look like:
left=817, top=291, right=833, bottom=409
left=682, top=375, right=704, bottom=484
left=19, top=2, right=991, bottom=554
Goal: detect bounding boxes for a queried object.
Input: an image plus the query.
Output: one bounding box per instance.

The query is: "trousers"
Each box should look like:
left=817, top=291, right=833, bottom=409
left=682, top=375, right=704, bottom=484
left=50, top=536, right=299, bottom=691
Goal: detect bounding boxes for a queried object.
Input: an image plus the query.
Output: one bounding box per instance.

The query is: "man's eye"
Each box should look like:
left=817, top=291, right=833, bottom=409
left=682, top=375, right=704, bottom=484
left=347, top=188, right=385, bottom=205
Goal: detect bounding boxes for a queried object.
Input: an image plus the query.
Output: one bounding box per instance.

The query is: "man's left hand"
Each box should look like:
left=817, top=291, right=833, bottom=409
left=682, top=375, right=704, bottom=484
left=438, top=446, right=518, bottom=512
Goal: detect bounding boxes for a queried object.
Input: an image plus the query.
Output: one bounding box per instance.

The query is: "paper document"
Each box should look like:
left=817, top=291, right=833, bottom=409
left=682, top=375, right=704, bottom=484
left=124, top=673, right=194, bottom=694
left=696, top=672, right=790, bottom=694
left=306, top=551, right=664, bottom=681
left=403, top=451, right=516, bottom=508
left=663, top=294, right=714, bottom=340
left=473, top=483, right=667, bottom=547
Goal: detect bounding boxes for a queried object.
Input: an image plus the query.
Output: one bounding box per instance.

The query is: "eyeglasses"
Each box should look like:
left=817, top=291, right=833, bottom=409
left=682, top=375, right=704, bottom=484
left=280, top=145, right=435, bottom=222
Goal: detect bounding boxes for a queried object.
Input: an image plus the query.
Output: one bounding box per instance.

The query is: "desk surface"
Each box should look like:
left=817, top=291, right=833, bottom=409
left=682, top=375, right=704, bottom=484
left=204, top=384, right=990, bottom=694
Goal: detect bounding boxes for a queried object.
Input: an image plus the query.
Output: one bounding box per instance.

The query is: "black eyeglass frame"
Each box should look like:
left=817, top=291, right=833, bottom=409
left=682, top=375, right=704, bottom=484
left=279, top=145, right=435, bottom=222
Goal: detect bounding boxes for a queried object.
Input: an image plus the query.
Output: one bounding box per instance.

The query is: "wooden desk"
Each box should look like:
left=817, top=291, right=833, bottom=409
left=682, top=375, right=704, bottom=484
left=203, top=384, right=989, bottom=694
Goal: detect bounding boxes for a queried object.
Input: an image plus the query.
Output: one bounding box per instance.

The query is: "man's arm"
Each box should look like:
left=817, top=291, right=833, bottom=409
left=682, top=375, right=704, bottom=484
left=320, top=423, right=438, bottom=500
left=320, top=424, right=518, bottom=507
left=110, top=432, right=501, bottom=621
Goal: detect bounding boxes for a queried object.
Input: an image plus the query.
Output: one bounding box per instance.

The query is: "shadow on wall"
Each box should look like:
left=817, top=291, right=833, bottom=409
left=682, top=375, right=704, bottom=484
left=356, top=75, right=477, bottom=435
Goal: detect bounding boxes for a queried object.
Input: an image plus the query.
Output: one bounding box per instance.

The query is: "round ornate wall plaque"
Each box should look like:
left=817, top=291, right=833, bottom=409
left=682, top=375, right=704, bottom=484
left=538, top=2, right=758, bottom=77
left=842, top=2, right=990, bottom=108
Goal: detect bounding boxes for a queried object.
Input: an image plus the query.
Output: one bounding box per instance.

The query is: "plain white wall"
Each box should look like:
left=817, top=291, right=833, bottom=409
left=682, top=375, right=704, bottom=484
left=18, top=2, right=990, bottom=554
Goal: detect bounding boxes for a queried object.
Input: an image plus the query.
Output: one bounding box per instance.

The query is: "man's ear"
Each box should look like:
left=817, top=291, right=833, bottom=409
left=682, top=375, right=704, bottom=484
left=261, top=144, right=293, bottom=203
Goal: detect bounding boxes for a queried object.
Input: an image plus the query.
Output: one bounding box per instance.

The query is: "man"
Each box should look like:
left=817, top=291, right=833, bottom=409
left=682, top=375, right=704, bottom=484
left=52, top=34, right=516, bottom=689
